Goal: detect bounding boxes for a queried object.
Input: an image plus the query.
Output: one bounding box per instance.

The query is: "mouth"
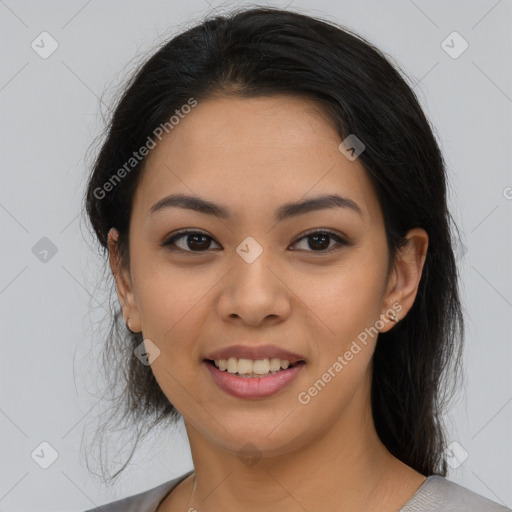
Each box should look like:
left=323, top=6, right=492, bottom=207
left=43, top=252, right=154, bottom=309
left=203, top=358, right=306, bottom=399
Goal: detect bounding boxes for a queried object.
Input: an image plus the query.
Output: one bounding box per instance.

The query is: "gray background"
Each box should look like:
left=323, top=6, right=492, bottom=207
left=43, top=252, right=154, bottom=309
left=0, top=0, right=511, bottom=510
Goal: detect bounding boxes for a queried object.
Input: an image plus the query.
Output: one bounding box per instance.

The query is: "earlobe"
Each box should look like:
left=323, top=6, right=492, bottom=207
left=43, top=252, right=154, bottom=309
left=379, top=228, right=429, bottom=333
left=107, top=228, right=142, bottom=332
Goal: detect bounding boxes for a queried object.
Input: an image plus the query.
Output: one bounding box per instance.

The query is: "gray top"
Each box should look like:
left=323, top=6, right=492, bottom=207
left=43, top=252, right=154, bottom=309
left=84, top=470, right=511, bottom=511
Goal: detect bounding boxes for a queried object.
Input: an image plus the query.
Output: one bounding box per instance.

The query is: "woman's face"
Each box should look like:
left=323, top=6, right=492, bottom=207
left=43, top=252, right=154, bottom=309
left=110, top=94, right=426, bottom=458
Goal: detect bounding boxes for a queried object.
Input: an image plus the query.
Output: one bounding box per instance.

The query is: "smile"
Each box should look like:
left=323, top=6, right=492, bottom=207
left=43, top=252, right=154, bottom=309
left=204, top=359, right=306, bottom=399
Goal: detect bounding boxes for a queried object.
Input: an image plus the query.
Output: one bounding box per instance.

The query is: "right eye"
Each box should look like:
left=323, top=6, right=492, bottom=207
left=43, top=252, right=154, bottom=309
left=162, top=230, right=222, bottom=253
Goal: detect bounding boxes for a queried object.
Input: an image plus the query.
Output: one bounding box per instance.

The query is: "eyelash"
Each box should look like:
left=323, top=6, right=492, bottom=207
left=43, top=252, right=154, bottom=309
left=161, top=229, right=349, bottom=255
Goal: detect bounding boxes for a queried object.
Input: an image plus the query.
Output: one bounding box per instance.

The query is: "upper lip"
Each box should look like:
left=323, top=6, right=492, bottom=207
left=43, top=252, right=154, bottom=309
left=204, top=344, right=306, bottom=365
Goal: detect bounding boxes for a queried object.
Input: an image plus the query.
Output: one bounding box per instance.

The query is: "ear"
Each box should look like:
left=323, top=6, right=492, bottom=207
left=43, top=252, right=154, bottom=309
left=378, top=227, right=429, bottom=333
left=107, top=228, right=142, bottom=333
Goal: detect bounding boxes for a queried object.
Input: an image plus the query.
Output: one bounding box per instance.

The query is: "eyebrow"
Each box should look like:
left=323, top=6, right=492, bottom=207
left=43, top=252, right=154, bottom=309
left=148, top=193, right=363, bottom=221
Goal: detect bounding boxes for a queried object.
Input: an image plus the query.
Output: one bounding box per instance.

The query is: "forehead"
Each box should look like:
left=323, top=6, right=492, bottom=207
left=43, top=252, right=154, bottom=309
left=134, top=95, right=382, bottom=225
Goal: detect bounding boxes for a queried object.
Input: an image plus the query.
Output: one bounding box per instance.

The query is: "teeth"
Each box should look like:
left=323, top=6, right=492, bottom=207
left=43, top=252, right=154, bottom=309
left=253, top=359, right=270, bottom=374
left=269, top=358, right=281, bottom=372
left=213, top=357, right=294, bottom=376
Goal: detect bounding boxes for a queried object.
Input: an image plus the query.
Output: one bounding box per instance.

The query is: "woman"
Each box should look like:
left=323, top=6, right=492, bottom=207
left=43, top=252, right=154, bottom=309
left=82, top=6, right=509, bottom=512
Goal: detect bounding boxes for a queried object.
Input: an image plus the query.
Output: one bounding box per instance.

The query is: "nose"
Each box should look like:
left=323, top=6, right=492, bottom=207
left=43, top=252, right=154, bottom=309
left=215, top=244, right=292, bottom=327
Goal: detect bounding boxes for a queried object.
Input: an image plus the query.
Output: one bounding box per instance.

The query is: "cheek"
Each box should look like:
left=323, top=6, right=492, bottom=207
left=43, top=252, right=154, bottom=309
left=291, top=258, right=387, bottom=394
left=295, top=257, right=386, bottom=336
left=130, top=248, right=209, bottom=335
left=133, top=268, right=212, bottom=411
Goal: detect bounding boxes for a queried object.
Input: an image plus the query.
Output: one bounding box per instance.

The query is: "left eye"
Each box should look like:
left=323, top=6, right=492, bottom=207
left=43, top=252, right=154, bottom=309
left=162, top=230, right=347, bottom=253
left=291, top=230, right=347, bottom=252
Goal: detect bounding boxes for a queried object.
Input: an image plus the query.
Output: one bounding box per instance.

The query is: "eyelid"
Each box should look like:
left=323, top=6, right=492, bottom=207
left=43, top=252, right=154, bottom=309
left=289, top=228, right=348, bottom=247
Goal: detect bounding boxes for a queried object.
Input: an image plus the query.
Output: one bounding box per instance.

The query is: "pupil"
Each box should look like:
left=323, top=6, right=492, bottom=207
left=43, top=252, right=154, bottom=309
left=309, top=234, right=329, bottom=250
left=188, top=234, right=209, bottom=251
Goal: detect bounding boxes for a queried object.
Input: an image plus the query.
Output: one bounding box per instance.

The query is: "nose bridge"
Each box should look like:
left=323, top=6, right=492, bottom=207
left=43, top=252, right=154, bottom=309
left=230, top=234, right=276, bottom=289
left=217, top=234, right=290, bottom=324
left=235, top=234, right=267, bottom=266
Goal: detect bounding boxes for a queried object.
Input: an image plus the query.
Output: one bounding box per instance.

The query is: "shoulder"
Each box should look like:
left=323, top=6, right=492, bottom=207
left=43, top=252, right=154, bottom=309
left=400, top=475, right=511, bottom=512
left=82, top=470, right=194, bottom=512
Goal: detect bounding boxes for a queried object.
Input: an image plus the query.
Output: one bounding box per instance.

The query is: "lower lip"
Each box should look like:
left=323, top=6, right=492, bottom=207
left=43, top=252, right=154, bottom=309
left=204, top=361, right=305, bottom=399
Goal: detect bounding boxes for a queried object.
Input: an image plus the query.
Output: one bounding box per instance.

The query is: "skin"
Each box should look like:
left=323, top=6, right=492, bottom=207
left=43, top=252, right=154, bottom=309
left=108, top=94, right=429, bottom=512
